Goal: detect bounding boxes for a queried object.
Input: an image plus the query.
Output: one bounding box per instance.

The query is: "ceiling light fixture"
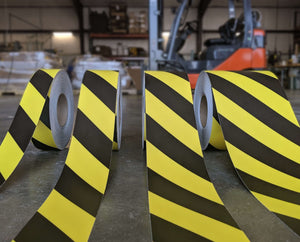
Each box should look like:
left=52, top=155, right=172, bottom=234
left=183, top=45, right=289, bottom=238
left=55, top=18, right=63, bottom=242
left=53, top=32, right=73, bottom=37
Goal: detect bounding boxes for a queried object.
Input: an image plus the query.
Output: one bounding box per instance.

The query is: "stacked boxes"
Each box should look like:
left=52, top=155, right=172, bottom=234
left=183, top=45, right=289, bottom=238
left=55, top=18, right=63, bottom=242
left=128, top=11, right=148, bottom=34
left=128, top=12, right=139, bottom=34
left=139, top=11, right=147, bottom=34
left=109, top=3, right=128, bottom=34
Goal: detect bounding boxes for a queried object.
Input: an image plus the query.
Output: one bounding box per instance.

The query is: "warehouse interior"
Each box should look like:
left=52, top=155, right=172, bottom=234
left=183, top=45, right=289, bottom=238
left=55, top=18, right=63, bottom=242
left=1, top=0, right=300, bottom=241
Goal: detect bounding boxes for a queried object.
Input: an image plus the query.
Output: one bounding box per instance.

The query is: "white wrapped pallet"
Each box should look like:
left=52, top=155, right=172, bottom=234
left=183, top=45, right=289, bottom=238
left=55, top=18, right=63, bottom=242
left=72, top=55, right=131, bottom=89
left=0, top=51, right=62, bottom=94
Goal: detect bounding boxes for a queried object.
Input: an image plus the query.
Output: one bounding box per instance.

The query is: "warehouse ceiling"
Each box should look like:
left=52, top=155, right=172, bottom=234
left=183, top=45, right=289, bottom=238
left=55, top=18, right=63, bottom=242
left=0, top=0, right=300, bottom=8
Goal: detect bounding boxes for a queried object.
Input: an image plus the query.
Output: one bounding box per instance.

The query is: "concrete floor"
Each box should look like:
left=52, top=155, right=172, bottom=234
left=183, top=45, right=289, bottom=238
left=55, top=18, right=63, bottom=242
left=0, top=91, right=300, bottom=241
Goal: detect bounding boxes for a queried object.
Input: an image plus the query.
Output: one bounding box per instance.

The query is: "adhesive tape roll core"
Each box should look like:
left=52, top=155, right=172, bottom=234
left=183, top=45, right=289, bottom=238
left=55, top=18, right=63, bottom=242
left=31, top=70, right=74, bottom=150
left=193, top=71, right=214, bottom=150
left=49, top=70, right=74, bottom=149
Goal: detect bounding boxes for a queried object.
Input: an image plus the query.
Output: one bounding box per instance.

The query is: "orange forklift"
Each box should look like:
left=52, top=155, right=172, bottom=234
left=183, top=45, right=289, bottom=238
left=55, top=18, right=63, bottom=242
left=148, top=0, right=267, bottom=88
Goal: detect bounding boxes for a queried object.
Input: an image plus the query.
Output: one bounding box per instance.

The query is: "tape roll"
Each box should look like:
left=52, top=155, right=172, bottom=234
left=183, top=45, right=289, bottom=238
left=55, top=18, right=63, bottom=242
left=112, top=77, right=122, bottom=151
left=0, top=69, right=74, bottom=186
left=194, top=70, right=300, bottom=236
left=145, top=71, right=248, bottom=241
left=32, top=70, right=74, bottom=150
left=13, top=70, right=119, bottom=241
left=193, top=72, right=225, bottom=150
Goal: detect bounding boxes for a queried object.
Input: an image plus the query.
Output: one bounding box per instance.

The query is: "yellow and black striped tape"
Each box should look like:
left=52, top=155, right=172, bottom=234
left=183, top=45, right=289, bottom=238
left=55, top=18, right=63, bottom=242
left=145, top=71, right=248, bottom=241
left=0, top=69, right=74, bottom=186
left=196, top=70, right=300, bottom=236
left=112, top=80, right=122, bottom=151
left=208, top=101, right=226, bottom=150
left=13, top=70, right=119, bottom=241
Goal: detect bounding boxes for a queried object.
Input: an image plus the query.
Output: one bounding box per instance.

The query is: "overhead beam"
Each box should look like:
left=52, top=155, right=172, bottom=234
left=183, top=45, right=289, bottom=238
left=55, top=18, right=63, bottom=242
left=72, top=0, right=84, bottom=54
left=0, top=5, right=73, bottom=9
left=0, top=29, right=296, bottom=35
left=0, top=29, right=87, bottom=34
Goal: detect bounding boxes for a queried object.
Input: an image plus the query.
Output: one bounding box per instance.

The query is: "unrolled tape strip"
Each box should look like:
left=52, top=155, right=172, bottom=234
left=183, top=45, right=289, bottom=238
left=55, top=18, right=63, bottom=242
left=0, top=69, right=74, bottom=185
left=145, top=71, right=248, bottom=241
left=194, top=70, right=300, bottom=236
left=13, top=70, right=119, bottom=241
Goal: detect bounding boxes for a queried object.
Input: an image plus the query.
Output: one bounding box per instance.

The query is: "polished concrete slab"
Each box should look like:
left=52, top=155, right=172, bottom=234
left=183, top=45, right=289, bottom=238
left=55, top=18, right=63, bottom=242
left=0, top=91, right=300, bottom=241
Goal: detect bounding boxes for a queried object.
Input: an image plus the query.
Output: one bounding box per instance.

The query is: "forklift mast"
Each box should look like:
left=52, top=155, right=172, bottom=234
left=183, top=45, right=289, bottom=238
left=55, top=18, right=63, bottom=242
left=149, top=0, right=164, bottom=70
left=148, top=0, right=265, bottom=74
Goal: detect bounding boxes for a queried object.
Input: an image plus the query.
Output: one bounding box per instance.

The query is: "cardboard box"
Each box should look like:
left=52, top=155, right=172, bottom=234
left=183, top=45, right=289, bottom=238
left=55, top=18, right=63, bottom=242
left=127, top=67, right=142, bottom=93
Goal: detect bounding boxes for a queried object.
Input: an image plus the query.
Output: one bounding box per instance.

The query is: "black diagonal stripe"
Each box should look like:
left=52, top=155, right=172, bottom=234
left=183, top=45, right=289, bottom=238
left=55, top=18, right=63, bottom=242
left=30, top=70, right=53, bottom=97
left=150, top=214, right=210, bottom=242
left=0, top=172, right=5, bottom=185
left=146, top=115, right=210, bottom=181
left=55, top=165, right=102, bottom=217
left=145, top=74, right=197, bottom=129
left=31, top=138, right=59, bottom=151
left=9, top=106, right=36, bottom=152
left=148, top=169, right=239, bottom=228
left=212, top=97, right=219, bottom=122
left=15, top=212, right=72, bottom=242
left=209, top=73, right=300, bottom=146
left=237, top=169, right=300, bottom=205
left=218, top=115, right=300, bottom=179
left=82, top=71, right=117, bottom=112
left=234, top=71, right=288, bottom=99
left=170, top=71, right=190, bottom=82
left=73, top=109, right=112, bottom=168
left=113, top=117, right=117, bottom=143
left=39, top=97, right=51, bottom=129
left=276, top=213, right=300, bottom=236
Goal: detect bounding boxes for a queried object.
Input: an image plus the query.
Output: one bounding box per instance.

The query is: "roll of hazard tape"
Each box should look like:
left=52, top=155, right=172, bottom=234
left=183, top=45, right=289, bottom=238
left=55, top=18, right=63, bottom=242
left=145, top=71, right=248, bottom=241
left=13, top=70, right=120, bottom=241
left=113, top=77, right=122, bottom=151
left=0, top=69, right=74, bottom=186
left=194, top=70, right=300, bottom=236
left=193, top=72, right=225, bottom=150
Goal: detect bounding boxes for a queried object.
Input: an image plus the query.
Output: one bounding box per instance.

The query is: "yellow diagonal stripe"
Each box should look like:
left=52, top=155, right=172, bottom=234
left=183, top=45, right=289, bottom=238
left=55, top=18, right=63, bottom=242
left=41, top=69, right=60, bottom=78
left=146, top=90, right=202, bottom=157
left=147, top=141, right=222, bottom=205
left=47, top=83, right=53, bottom=98
left=90, top=70, right=118, bottom=89
left=38, top=189, right=95, bottom=241
left=209, top=117, right=226, bottom=150
left=32, top=121, right=57, bottom=148
left=0, top=133, right=23, bottom=179
left=66, top=137, right=109, bottom=194
left=213, top=88, right=300, bottom=165
left=207, top=71, right=299, bottom=126
left=145, top=71, right=193, bottom=103
left=226, top=141, right=300, bottom=194
left=79, top=84, right=115, bottom=141
left=149, top=192, right=248, bottom=242
left=112, top=142, right=118, bottom=151
left=253, top=192, right=300, bottom=220
left=19, top=82, right=45, bottom=125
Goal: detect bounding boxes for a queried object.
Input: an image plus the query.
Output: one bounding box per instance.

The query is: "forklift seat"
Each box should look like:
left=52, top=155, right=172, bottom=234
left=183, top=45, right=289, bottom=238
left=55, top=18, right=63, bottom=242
left=204, top=18, right=239, bottom=47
